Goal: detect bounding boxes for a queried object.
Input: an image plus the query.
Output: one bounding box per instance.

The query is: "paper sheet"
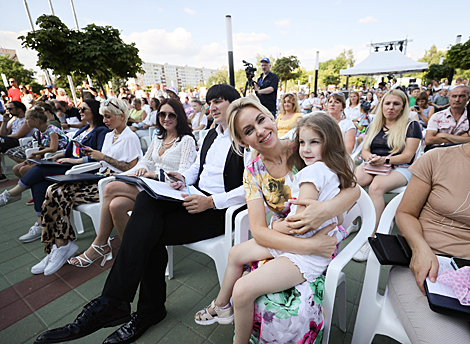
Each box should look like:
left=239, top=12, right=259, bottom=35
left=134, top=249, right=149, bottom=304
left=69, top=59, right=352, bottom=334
left=140, top=177, right=204, bottom=200
left=426, top=256, right=457, bottom=299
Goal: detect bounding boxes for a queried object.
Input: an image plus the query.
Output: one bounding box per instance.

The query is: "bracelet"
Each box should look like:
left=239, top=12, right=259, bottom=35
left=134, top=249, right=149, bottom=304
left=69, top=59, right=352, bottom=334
left=211, top=196, right=216, bottom=209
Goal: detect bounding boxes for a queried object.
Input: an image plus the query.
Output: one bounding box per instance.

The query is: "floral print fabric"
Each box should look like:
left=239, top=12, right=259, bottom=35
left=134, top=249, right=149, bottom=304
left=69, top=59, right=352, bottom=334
left=245, top=260, right=325, bottom=344
left=33, top=125, right=69, bottom=150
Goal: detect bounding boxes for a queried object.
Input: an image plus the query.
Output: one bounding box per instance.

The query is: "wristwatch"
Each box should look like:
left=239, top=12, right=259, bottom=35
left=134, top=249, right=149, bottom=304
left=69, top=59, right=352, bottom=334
left=385, top=156, right=391, bottom=164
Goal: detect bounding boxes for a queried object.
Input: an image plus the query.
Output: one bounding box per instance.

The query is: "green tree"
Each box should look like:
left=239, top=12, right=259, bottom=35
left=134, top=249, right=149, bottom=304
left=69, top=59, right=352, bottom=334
left=255, top=53, right=277, bottom=69
left=206, top=67, right=229, bottom=88
left=0, top=55, right=36, bottom=93
left=323, top=75, right=340, bottom=86
left=419, top=45, right=446, bottom=65
left=272, top=56, right=300, bottom=90
left=19, top=15, right=143, bottom=97
left=235, top=69, right=248, bottom=92
left=446, top=38, right=470, bottom=71
left=424, top=64, right=450, bottom=84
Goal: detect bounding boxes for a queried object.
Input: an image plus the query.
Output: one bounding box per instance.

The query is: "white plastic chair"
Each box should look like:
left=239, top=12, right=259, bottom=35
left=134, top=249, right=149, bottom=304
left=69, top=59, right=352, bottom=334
left=352, top=192, right=411, bottom=344
left=1, top=137, right=35, bottom=172
left=66, top=162, right=103, bottom=235
left=350, top=141, right=363, bottom=161
left=234, top=187, right=376, bottom=344
left=170, top=203, right=247, bottom=286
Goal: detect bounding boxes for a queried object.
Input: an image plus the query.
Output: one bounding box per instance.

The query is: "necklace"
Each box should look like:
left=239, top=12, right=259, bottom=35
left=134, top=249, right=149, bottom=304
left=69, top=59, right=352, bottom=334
left=159, top=137, right=177, bottom=152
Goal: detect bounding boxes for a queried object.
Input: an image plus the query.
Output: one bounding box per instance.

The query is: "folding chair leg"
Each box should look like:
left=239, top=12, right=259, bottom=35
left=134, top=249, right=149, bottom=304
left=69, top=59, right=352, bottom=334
left=337, top=272, right=347, bottom=332
left=71, top=210, right=85, bottom=234
left=166, top=246, right=173, bottom=280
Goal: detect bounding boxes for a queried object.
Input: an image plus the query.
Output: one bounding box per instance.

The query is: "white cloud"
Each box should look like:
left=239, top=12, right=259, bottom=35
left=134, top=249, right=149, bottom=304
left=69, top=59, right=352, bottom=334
left=275, top=18, right=291, bottom=28
left=123, top=27, right=198, bottom=64
left=358, top=16, right=378, bottom=24
left=156, top=8, right=163, bottom=12
left=334, top=1, right=342, bottom=5
left=184, top=8, right=196, bottom=15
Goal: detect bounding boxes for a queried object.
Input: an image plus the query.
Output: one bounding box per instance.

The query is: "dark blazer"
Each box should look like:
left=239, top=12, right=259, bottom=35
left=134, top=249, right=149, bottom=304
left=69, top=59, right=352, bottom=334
left=64, top=125, right=110, bottom=161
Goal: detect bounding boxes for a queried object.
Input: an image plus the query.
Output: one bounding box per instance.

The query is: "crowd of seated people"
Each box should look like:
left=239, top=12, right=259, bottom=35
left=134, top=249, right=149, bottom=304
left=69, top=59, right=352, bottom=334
left=1, top=81, right=469, bottom=344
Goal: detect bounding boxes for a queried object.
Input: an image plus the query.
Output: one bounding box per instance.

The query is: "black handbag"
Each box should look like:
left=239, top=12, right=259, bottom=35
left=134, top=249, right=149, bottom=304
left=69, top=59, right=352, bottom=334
left=368, top=233, right=412, bottom=266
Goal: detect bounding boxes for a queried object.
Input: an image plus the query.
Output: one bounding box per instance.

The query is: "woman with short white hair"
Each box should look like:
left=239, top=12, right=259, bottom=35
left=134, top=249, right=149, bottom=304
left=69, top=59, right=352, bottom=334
left=31, top=98, right=142, bottom=276
left=57, top=88, right=73, bottom=107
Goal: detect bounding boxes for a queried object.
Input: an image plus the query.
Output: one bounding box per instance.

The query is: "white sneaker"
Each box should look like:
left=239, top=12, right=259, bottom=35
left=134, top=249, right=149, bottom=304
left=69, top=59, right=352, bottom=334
left=19, top=223, right=42, bottom=243
left=44, top=242, right=78, bottom=276
left=0, top=190, right=21, bottom=207
left=346, top=221, right=360, bottom=236
left=353, top=242, right=371, bottom=262
left=31, top=255, right=50, bottom=274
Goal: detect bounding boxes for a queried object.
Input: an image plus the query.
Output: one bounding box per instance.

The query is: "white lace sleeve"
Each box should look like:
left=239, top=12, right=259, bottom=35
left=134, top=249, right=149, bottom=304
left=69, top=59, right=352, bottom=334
left=134, top=136, right=159, bottom=172
left=177, top=136, right=197, bottom=174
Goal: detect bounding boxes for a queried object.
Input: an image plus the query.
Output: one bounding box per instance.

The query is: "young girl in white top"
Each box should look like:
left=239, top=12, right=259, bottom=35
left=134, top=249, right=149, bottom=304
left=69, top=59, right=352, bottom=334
left=188, top=99, right=207, bottom=131
left=194, top=109, right=356, bottom=344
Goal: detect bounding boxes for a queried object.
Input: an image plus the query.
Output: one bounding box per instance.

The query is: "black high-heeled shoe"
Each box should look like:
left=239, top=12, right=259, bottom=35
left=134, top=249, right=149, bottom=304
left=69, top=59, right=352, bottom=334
left=33, top=296, right=131, bottom=344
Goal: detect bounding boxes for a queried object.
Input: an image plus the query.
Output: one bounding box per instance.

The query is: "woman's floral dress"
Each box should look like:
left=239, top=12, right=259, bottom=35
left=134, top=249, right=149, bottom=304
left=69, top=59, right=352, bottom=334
left=243, top=156, right=326, bottom=344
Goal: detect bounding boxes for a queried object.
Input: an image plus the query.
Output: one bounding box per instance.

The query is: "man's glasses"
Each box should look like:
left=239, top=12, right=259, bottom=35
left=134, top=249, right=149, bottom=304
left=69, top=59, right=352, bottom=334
left=104, top=100, right=122, bottom=113
left=158, top=112, right=177, bottom=119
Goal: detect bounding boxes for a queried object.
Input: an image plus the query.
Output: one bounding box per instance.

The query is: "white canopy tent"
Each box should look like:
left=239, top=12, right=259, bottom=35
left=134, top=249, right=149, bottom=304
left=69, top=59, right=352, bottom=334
left=340, top=50, right=428, bottom=76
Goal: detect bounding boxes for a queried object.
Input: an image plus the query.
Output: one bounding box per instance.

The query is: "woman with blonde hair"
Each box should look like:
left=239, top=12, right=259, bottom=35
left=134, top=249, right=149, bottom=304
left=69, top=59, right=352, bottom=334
left=352, top=89, right=422, bottom=261
left=204, top=95, right=359, bottom=343
left=275, top=93, right=302, bottom=137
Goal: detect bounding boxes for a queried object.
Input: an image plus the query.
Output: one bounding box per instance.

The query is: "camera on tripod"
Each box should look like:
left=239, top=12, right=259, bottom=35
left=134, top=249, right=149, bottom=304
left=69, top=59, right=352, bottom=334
left=243, top=60, right=257, bottom=84
left=242, top=60, right=257, bottom=96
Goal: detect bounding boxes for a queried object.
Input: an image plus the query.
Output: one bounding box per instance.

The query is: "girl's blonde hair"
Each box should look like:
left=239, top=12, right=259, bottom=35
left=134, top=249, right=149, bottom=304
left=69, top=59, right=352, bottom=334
left=292, top=113, right=356, bottom=189
left=364, top=89, right=411, bottom=155
left=280, top=93, right=301, bottom=116
left=226, top=94, right=274, bottom=156
left=26, top=106, right=48, bottom=123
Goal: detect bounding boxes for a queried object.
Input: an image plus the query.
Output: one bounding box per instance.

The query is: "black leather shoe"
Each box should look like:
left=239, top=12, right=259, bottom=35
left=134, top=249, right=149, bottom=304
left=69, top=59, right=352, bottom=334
left=103, top=311, right=167, bottom=344
left=34, top=296, right=131, bottom=344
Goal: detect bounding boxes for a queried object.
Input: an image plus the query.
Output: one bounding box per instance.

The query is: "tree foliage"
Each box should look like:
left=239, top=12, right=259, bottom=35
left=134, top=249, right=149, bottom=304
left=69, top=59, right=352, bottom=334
left=424, top=64, right=450, bottom=84
left=0, top=55, right=41, bottom=94
left=272, top=56, right=300, bottom=89
left=446, top=38, right=470, bottom=71
left=419, top=45, right=446, bottom=65
left=19, top=15, right=143, bottom=85
left=206, top=67, right=229, bottom=88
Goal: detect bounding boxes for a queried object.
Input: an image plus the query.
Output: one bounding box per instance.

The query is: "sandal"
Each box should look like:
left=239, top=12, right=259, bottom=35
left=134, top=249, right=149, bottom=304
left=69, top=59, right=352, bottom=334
left=67, top=239, right=113, bottom=268
left=194, top=299, right=233, bottom=325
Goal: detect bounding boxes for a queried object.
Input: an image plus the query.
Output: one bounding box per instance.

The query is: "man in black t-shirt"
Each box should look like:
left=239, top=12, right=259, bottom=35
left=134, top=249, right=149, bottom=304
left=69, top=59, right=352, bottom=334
left=255, top=57, right=279, bottom=117
left=55, top=100, right=86, bottom=132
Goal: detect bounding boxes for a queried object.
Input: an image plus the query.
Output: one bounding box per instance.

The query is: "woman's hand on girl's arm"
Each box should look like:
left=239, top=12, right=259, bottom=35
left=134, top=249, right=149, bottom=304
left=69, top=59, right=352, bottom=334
left=396, top=174, right=436, bottom=295
left=286, top=185, right=360, bottom=234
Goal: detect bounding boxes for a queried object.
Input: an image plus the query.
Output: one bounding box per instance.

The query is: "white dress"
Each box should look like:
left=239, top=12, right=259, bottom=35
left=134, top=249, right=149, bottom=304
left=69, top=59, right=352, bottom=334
left=134, top=134, right=197, bottom=174
left=268, top=162, right=346, bottom=282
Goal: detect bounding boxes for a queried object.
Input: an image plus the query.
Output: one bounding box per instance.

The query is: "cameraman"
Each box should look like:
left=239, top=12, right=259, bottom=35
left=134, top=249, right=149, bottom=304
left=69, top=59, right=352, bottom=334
left=254, top=57, right=279, bottom=117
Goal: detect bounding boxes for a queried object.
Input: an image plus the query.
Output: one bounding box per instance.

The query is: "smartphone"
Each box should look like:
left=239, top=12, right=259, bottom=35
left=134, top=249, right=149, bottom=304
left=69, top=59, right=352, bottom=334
left=451, top=257, right=470, bottom=270
left=163, top=171, right=183, bottom=183
left=71, top=140, right=87, bottom=149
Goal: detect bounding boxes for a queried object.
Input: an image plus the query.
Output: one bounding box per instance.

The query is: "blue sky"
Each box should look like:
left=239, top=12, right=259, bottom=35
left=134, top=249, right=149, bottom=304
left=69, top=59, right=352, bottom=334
left=1, top=0, right=469, bottom=74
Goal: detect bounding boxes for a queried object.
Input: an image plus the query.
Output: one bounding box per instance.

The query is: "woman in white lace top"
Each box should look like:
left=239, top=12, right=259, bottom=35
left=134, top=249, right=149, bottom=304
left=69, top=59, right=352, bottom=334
left=68, top=98, right=197, bottom=268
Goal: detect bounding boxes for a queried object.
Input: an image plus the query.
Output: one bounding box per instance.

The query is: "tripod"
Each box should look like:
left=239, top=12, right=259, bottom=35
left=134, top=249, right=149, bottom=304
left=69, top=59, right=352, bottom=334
left=243, top=78, right=256, bottom=97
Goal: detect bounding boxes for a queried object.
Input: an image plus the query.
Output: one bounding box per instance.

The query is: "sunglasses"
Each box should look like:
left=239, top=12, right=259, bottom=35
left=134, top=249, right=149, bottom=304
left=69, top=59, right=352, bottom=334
left=158, top=111, right=177, bottom=119
left=104, top=100, right=121, bottom=112
left=79, top=107, right=90, bottom=112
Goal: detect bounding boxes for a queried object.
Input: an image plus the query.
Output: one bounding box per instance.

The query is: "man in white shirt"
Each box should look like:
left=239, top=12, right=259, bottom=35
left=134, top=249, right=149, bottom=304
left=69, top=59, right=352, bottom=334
left=35, top=84, right=249, bottom=344
left=134, top=84, right=145, bottom=99
left=179, top=87, right=188, bottom=103
left=149, top=83, right=164, bottom=98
